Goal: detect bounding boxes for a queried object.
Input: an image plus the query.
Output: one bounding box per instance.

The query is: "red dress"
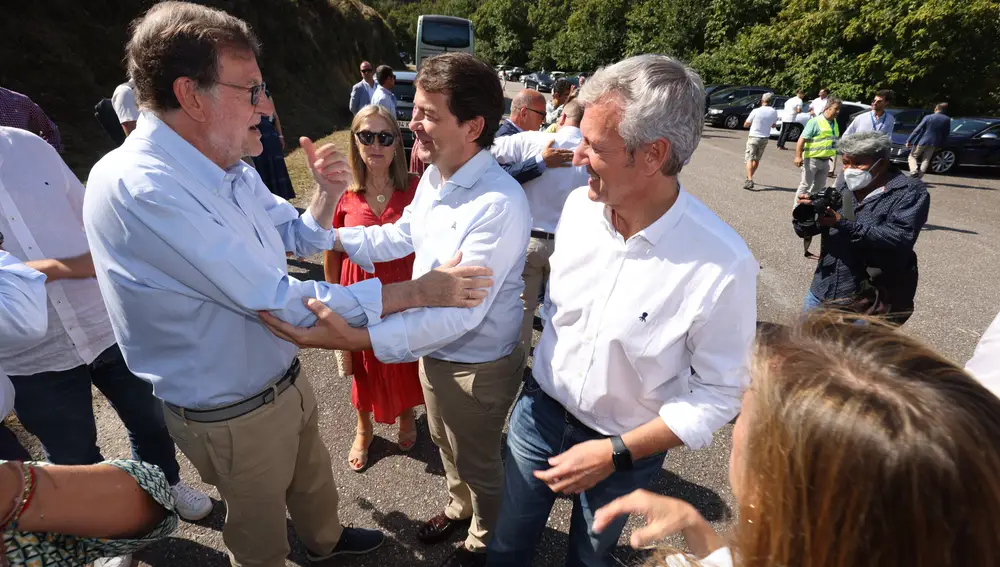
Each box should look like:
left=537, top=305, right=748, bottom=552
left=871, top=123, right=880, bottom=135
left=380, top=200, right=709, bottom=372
left=333, top=176, right=424, bottom=423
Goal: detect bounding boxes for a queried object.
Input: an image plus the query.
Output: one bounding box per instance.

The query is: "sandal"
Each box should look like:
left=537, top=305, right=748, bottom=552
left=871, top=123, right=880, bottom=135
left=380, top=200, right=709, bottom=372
left=348, top=430, right=373, bottom=472
left=398, top=412, right=417, bottom=452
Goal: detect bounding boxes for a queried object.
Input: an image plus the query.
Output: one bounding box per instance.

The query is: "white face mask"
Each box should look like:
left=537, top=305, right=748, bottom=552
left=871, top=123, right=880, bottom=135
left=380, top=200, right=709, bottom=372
left=843, top=159, right=883, bottom=192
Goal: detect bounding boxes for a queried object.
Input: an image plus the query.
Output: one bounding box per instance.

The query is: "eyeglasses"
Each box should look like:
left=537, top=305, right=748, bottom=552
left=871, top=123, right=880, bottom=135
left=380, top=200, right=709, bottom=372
left=216, top=81, right=268, bottom=106
left=361, top=68, right=374, bottom=74
left=522, top=107, right=545, bottom=118
left=356, top=130, right=396, bottom=147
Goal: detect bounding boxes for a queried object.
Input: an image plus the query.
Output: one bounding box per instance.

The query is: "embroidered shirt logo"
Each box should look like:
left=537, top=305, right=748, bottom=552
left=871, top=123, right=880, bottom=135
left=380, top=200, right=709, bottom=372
left=639, top=312, right=648, bottom=322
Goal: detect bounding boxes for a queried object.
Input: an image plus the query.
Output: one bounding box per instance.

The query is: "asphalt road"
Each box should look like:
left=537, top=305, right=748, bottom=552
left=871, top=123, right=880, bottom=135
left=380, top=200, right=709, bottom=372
left=67, top=83, right=1000, bottom=567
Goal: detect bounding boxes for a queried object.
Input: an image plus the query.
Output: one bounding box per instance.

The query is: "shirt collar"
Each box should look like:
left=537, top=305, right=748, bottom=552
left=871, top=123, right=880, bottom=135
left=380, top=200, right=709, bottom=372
left=505, top=119, right=522, bottom=133
left=556, top=126, right=582, bottom=144
left=600, top=187, right=689, bottom=246
left=134, top=113, right=245, bottom=197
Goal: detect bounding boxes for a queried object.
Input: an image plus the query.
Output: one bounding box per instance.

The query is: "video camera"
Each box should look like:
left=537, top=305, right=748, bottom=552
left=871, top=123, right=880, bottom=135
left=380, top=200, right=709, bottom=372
left=792, top=186, right=842, bottom=238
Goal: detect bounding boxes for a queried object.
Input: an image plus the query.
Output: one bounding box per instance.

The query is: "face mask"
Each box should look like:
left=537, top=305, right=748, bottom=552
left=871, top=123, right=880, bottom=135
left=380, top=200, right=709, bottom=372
left=843, top=159, right=882, bottom=192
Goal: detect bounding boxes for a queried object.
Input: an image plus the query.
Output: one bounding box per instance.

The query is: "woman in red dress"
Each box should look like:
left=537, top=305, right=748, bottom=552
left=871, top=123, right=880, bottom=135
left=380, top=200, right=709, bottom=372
left=324, top=105, right=423, bottom=472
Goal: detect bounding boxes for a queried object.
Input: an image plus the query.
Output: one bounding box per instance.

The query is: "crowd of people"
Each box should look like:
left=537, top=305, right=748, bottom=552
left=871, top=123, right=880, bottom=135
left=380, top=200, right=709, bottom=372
left=1, top=2, right=1000, bottom=567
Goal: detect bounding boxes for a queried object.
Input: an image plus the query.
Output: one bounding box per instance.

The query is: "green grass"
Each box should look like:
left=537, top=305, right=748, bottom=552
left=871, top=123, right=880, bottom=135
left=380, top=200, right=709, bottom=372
left=285, top=129, right=353, bottom=207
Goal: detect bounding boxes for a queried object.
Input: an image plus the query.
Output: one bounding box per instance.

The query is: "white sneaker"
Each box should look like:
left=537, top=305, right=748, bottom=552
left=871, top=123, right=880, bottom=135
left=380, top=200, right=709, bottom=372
left=93, top=555, right=132, bottom=567
left=171, top=481, right=214, bottom=521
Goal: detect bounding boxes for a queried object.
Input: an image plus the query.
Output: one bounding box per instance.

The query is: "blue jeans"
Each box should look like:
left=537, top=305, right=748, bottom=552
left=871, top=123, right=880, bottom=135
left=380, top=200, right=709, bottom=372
left=486, top=376, right=667, bottom=566
left=803, top=290, right=823, bottom=312
left=9, top=344, right=180, bottom=484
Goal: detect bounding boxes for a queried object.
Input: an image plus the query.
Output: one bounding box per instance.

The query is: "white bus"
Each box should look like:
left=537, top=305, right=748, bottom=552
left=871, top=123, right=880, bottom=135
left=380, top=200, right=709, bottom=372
left=415, top=15, right=475, bottom=70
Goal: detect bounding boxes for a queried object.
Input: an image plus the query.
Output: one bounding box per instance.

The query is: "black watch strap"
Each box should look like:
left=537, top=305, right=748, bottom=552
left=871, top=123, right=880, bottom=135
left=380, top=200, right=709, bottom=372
left=610, top=435, right=633, bottom=471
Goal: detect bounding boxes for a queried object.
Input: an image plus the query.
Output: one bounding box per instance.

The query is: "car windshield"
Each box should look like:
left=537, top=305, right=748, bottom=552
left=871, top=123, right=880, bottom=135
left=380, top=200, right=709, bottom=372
left=392, top=80, right=416, bottom=103
left=951, top=118, right=993, bottom=135
left=732, top=95, right=759, bottom=106
left=421, top=20, right=471, bottom=48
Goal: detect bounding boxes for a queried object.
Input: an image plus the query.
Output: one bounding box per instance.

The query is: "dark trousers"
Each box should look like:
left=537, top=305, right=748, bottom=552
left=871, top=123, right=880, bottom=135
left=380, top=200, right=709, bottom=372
left=776, top=121, right=794, bottom=148
left=0, top=424, right=30, bottom=461
left=8, top=344, right=181, bottom=484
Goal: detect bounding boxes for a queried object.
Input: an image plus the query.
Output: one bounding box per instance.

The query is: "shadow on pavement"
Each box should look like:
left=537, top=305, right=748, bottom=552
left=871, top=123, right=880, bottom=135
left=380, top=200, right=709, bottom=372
left=923, top=223, right=978, bottom=235
left=287, top=257, right=325, bottom=282
left=924, top=180, right=997, bottom=190
left=648, top=469, right=732, bottom=523
left=135, top=536, right=232, bottom=566
left=750, top=185, right=798, bottom=193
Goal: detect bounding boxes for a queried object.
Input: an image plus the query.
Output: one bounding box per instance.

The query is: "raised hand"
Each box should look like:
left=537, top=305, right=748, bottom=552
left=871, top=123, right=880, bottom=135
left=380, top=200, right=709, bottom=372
left=301, top=136, right=351, bottom=200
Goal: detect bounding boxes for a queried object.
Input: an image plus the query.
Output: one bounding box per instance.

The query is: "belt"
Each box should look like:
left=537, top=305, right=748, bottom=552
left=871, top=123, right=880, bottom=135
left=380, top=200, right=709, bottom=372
left=165, top=358, right=301, bottom=423
left=530, top=230, right=555, bottom=241
left=529, top=372, right=603, bottom=437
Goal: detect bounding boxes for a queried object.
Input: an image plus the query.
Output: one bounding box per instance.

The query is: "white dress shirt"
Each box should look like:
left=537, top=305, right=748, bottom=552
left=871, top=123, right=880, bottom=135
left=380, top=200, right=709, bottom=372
left=84, top=113, right=383, bottom=409
left=662, top=548, right=734, bottom=567
left=112, top=83, right=139, bottom=123
left=533, top=188, right=758, bottom=448
left=967, top=311, right=1000, bottom=398
left=371, top=85, right=397, bottom=118
left=782, top=96, right=803, bottom=121
left=339, top=149, right=531, bottom=364
left=490, top=126, right=589, bottom=234
left=0, top=127, right=117, bottom=375
left=0, top=251, right=48, bottom=418
left=810, top=96, right=828, bottom=115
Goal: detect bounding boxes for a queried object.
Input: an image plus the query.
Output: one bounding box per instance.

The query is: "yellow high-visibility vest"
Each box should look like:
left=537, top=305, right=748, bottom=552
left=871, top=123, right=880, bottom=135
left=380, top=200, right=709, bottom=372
left=803, top=116, right=840, bottom=159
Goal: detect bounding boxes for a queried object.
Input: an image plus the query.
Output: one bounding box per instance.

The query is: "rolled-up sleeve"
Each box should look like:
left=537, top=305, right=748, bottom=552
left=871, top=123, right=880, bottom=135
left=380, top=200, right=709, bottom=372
left=122, top=184, right=381, bottom=328
left=253, top=176, right=337, bottom=257
left=0, top=251, right=49, bottom=344
left=367, top=200, right=528, bottom=363
left=338, top=203, right=416, bottom=274
left=659, top=257, right=758, bottom=449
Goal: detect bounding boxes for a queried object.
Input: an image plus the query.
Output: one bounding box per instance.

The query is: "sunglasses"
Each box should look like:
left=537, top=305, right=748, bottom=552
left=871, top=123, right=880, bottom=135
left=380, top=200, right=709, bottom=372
left=523, top=107, right=546, bottom=118
left=361, top=68, right=374, bottom=74
left=356, top=130, right=396, bottom=147
left=216, top=81, right=268, bottom=106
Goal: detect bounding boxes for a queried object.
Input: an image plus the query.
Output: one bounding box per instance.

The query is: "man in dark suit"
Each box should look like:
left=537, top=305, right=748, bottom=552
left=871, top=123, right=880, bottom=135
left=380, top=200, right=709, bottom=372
left=496, top=89, right=573, bottom=184
left=349, top=61, right=376, bottom=115
left=906, top=102, right=952, bottom=178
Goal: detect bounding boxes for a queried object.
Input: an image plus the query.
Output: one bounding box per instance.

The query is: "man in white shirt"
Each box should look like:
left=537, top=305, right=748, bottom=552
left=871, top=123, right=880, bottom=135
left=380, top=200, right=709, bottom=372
left=966, top=311, right=1000, bottom=398
left=743, top=92, right=779, bottom=190
left=370, top=64, right=398, bottom=119
left=260, top=53, right=531, bottom=567
left=776, top=88, right=805, bottom=150
left=111, top=81, right=140, bottom=136
left=490, top=100, right=589, bottom=351
left=485, top=54, right=758, bottom=566
left=349, top=61, right=377, bottom=115
left=809, top=88, right=829, bottom=116
left=0, top=245, right=47, bottom=462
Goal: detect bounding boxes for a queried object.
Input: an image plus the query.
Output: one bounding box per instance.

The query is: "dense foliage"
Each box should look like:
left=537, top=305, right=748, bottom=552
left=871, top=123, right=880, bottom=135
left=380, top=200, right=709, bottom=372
left=363, top=0, right=1000, bottom=114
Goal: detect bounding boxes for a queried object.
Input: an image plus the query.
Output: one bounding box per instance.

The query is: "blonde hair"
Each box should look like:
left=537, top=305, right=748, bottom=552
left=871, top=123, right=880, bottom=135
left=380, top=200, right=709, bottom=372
left=348, top=105, right=408, bottom=193
left=725, top=312, right=1000, bottom=567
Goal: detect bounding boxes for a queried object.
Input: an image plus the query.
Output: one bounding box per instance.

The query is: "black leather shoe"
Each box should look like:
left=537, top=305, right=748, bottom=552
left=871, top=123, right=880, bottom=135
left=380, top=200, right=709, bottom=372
left=417, top=512, right=471, bottom=544
left=440, top=546, right=487, bottom=567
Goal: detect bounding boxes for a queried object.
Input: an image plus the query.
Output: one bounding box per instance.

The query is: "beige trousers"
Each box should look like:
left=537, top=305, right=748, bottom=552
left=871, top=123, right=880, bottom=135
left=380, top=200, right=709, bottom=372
left=519, top=236, right=556, bottom=352
left=164, top=372, right=342, bottom=567
left=420, top=345, right=526, bottom=552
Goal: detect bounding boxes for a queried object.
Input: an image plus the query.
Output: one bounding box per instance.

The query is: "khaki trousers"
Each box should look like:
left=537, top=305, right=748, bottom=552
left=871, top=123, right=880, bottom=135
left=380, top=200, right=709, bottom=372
left=519, top=236, right=556, bottom=352
left=164, top=372, right=342, bottom=567
left=420, top=345, right=526, bottom=552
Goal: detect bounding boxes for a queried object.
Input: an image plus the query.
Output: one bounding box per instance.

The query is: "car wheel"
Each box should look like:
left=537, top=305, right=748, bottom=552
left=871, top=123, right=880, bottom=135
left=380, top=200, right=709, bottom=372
left=786, top=124, right=803, bottom=142
left=724, top=115, right=740, bottom=129
left=931, top=149, right=957, bottom=174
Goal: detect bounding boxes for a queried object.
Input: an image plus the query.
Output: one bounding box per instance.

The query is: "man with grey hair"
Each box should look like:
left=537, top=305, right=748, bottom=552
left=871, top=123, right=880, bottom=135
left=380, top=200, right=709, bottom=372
left=742, top=92, right=778, bottom=189
left=799, top=131, right=930, bottom=324
left=486, top=54, right=758, bottom=566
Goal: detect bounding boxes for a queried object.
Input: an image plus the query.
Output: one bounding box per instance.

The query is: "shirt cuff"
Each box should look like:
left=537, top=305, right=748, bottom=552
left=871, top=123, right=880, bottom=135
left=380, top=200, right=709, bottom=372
left=366, top=314, right=414, bottom=363
left=337, top=227, right=376, bottom=274
left=345, top=278, right=384, bottom=326
left=0, top=252, right=46, bottom=282
left=535, top=154, right=547, bottom=172
left=658, top=400, right=717, bottom=450
left=298, top=209, right=336, bottom=250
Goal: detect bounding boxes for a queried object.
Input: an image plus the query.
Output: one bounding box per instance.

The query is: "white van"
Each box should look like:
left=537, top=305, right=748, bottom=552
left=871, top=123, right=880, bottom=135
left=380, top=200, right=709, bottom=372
left=415, top=15, right=475, bottom=70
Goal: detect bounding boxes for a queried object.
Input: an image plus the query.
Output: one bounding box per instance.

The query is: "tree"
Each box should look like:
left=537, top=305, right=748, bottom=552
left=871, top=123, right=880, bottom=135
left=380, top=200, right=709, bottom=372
left=559, top=0, right=627, bottom=71
left=472, top=0, right=534, bottom=65
left=526, top=0, right=573, bottom=69
left=624, top=0, right=707, bottom=60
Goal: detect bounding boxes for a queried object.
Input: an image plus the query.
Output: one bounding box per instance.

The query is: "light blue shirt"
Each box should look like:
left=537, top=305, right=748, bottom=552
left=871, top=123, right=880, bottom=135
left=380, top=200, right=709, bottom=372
left=339, top=149, right=530, bottom=364
left=0, top=251, right=48, bottom=417
left=843, top=110, right=896, bottom=137
left=371, top=85, right=398, bottom=118
left=83, top=113, right=383, bottom=409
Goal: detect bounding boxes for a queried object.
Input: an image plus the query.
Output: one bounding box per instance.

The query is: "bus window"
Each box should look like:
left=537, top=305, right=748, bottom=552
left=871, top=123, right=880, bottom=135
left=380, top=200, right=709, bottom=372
left=422, top=20, right=471, bottom=48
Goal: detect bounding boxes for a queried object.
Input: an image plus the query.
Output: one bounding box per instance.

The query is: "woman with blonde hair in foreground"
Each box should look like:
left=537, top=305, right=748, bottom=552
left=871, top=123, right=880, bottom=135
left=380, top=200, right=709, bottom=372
left=323, top=105, right=423, bottom=472
left=595, top=312, right=1000, bottom=567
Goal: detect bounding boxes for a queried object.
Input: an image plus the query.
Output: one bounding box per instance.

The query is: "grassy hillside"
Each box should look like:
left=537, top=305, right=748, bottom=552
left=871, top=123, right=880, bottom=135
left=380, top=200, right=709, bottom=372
left=0, top=0, right=402, bottom=176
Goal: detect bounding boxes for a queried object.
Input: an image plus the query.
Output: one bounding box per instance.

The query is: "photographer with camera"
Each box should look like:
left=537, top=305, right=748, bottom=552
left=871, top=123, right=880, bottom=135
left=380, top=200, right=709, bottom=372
left=796, top=131, right=930, bottom=324
left=794, top=97, right=841, bottom=258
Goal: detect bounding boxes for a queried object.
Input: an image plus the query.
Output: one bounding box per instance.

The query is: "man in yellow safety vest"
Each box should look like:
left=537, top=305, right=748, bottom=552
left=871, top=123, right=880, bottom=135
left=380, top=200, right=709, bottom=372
left=794, top=96, right=842, bottom=258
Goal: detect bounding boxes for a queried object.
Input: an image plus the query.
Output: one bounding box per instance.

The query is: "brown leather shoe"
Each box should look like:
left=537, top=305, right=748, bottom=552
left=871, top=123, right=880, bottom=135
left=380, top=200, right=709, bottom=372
left=417, top=512, right=471, bottom=544
left=439, top=546, right=486, bottom=567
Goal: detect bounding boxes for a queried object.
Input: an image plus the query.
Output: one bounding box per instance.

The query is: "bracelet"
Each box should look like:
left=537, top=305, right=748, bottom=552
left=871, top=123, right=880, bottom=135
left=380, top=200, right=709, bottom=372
left=0, top=463, right=24, bottom=528
left=4, top=464, right=36, bottom=531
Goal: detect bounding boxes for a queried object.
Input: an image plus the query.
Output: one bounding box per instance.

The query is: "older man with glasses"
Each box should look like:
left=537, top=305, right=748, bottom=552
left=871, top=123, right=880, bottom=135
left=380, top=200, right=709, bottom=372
left=350, top=60, right=377, bottom=115
left=83, top=4, right=493, bottom=566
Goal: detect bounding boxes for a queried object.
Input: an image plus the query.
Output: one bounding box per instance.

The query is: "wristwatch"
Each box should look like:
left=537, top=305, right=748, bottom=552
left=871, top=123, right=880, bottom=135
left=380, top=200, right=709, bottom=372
left=610, top=436, right=633, bottom=471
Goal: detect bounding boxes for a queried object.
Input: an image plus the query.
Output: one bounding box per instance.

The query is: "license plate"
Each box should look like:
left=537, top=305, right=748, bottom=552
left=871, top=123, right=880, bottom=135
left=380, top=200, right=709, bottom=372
left=398, top=120, right=410, bottom=130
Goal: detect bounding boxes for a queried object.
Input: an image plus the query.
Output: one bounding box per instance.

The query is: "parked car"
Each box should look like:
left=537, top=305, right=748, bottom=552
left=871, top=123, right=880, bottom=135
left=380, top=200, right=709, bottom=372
left=392, top=70, right=417, bottom=155
left=770, top=101, right=869, bottom=142
left=503, top=66, right=525, bottom=81
left=889, top=116, right=1000, bottom=174
left=706, top=94, right=788, bottom=130
left=707, top=85, right=773, bottom=107
left=524, top=72, right=554, bottom=92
